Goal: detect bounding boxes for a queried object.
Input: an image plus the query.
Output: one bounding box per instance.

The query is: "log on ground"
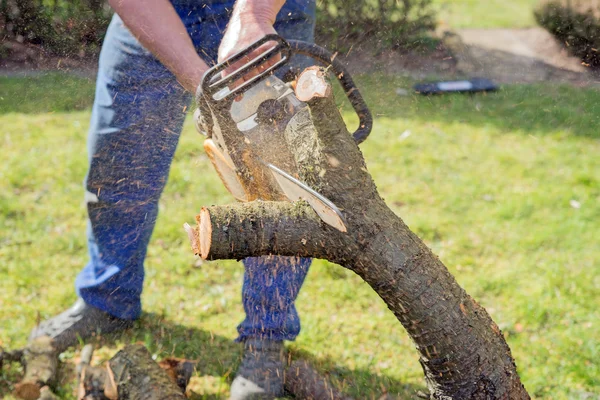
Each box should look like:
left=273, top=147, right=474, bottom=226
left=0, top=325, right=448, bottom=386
left=108, top=344, right=186, bottom=400
left=13, top=336, right=58, bottom=400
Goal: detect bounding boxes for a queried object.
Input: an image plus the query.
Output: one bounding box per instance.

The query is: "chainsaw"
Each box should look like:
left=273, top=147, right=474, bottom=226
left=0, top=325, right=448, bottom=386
left=194, top=34, right=372, bottom=233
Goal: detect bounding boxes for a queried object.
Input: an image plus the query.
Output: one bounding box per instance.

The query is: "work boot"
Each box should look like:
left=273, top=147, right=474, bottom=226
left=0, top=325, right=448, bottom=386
left=29, top=298, right=133, bottom=353
left=229, top=339, right=285, bottom=400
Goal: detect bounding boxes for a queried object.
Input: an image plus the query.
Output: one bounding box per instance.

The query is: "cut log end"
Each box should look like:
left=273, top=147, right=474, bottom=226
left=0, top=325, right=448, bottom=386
left=295, top=67, right=332, bottom=102
left=14, top=383, right=41, bottom=400
left=199, top=208, right=212, bottom=260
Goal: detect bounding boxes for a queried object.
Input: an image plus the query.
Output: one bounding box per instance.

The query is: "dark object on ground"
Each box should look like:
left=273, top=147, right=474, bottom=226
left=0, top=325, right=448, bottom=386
left=76, top=343, right=195, bottom=399
left=108, top=344, right=186, bottom=400
left=188, top=65, right=530, bottom=399
left=158, top=357, right=196, bottom=394
left=76, top=344, right=117, bottom=400
left=0, top=347, right=24, bottom=369
left=535, top=0, right=600, bottom=68
left=29, top=298, right=134, bottom=353
left=414, top=78, right=498, bottom=95
left=285, top=360, right=352, bottom=400
left=13, top=336, right=59, bottom=400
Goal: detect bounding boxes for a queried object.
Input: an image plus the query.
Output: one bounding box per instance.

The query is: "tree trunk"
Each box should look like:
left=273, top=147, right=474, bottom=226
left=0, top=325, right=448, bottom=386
left=188, top=68, right=529, bottom=399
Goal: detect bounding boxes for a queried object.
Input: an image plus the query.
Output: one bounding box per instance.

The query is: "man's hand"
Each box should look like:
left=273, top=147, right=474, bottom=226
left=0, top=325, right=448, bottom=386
left=110, top=0, right=284, bottom=93
left=218, top=0, right=285, bottom=85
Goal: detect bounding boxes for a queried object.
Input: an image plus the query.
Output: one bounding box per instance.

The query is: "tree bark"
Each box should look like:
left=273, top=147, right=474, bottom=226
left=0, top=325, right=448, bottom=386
left=108, top=344, right=186, bottom=400
left=188, top=67, right=530, bottom=399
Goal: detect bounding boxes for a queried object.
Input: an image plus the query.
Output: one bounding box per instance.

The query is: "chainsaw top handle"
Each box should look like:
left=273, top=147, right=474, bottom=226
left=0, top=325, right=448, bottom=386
left=197, top=34, right=373, bottom=144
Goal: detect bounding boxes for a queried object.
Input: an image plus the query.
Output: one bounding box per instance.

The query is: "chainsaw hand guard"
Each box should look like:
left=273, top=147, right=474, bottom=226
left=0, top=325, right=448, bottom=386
left=193, top=34, right=372, bottom=231
left=195, top=35, right=372, bottom=144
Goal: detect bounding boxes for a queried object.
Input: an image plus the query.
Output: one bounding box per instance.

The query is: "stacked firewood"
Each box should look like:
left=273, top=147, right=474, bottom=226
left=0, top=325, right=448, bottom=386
left=1, top=339, right=351, bottom=399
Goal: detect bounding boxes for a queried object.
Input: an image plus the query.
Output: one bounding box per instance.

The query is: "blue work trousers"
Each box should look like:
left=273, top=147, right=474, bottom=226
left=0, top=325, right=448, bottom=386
left=75, top=0, right=316, bottom=342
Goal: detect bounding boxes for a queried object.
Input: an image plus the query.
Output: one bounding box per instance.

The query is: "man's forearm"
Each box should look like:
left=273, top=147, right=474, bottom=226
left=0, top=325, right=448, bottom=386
left=108, top=0, right=285, bottom=92
left=108, top=0, right=208, bottom=92
left=230, top=0, right=286, bottom=25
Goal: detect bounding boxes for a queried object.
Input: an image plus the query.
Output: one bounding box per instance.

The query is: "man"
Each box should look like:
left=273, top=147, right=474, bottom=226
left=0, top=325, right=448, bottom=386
left=28, top=0, right=316, bottom=398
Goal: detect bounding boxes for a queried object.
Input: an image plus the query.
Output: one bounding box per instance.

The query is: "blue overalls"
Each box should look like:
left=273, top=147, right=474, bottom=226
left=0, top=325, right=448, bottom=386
left=75, top=0, right=316, bottom=342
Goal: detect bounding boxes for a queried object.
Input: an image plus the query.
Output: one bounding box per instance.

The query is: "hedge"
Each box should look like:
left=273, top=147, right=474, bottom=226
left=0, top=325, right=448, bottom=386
left=535, top=0, right=600, bottom=67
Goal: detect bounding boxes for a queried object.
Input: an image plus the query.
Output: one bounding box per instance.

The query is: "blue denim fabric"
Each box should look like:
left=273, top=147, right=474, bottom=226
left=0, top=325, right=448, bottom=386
left=75, top=0, right=316, bottom=342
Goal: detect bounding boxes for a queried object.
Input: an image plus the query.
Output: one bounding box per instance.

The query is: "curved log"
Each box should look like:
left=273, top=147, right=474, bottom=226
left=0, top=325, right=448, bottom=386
left=188, top=68, right=529, bottom=399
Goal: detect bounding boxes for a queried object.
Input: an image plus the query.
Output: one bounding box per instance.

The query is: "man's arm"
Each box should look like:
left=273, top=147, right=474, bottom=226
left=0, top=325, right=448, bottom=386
left=108, top=0, right=208, bottom=92
left=218, top=0, right=285, bottom=62
left=108, top=0, right=285, bottom=93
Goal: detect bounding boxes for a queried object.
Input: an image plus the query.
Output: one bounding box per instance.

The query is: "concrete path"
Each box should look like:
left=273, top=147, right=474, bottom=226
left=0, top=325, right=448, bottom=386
left=445, top=27, right=599, bottom=85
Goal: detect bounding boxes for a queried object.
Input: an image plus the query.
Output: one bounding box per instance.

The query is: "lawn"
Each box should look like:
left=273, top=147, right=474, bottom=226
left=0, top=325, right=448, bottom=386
left=433, top=0, right=541, bottom=29
left=1, top=73, right=599, bottom=399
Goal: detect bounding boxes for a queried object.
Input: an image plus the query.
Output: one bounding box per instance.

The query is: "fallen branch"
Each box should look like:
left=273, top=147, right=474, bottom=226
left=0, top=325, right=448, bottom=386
left=74, top=345, right=195, bottom=399
left=13, top=336, right=58, bottom=400
left=108, top=344, right=186, bottom=400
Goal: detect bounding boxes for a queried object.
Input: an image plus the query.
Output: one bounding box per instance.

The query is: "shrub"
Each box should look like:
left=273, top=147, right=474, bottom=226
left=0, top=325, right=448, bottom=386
left=535, top=0, right=600, bottom=67
left=0, top=0, right=112, bottom=56
left=315, top=0, right=437, bottom=49
left=0, top=0, right=438, bottom=57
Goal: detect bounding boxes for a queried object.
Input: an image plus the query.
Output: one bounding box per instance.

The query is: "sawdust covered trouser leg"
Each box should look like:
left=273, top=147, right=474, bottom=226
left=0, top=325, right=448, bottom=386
left=76, top=0, right=317, bottom=342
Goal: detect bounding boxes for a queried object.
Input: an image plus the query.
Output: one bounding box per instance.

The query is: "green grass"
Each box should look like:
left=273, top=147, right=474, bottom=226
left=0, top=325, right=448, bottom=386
left=1, top=73, right=599, bottom=399
left=433, top=0, right=540, bottom=28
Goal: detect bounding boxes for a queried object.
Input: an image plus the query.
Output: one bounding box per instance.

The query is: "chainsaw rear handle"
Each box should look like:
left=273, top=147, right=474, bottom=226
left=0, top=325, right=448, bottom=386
left=196, top=34, right=373, bottom=144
